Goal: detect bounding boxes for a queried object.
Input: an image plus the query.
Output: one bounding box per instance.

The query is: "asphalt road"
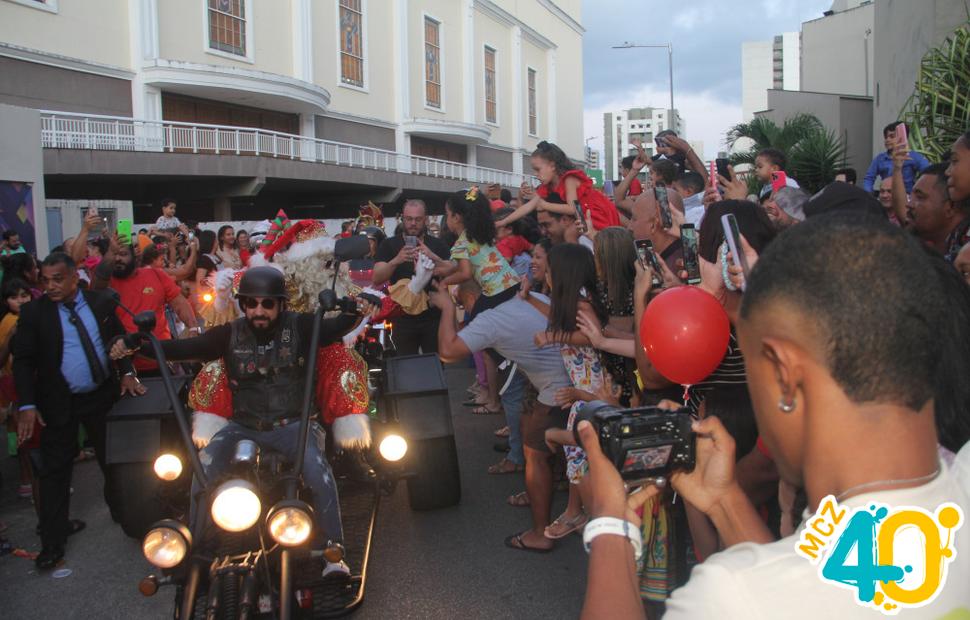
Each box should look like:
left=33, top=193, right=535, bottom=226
left=0, top=366, right=586, bottom=619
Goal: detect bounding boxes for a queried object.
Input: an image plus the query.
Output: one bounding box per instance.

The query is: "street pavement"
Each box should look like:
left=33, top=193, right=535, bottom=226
left=0, top=366, right=587, bottom=619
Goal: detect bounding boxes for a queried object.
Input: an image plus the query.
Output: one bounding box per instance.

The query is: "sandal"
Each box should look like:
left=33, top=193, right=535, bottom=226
left=470, top=404, right=502, bottom=415
left=543, top=512, right=589, bottom=539
left=488, top=458, right=524, bottom=475
left=504, top=531, right=553, bottom=554
left=506, top=491, right=530, bottom=507
left=493, top=426, right=510, bottom=438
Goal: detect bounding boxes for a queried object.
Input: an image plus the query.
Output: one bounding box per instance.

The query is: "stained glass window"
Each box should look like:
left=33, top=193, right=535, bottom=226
left=484, top=47, right=497, bottom=123
left=339, top=0, right=364, bottom=87
left=208, top=0, right=246, bottom=57
left=425, top=17, right=441, bottom=109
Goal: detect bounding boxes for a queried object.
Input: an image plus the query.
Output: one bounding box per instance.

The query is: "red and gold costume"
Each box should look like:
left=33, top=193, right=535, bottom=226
left=189, top=210, right=372, bottom=450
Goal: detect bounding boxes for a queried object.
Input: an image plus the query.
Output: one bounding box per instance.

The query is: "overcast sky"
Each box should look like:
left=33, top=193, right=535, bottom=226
left=581, top=0, right=834, bottom=161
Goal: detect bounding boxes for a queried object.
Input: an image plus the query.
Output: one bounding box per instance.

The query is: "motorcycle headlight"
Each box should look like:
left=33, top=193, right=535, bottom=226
left=142, top=520, right=191, bottom=568
left=153, top=453, right=183, bottom=481
left=267, top=501, right=313, bottom=547
left=210, top=479, right=261, bottom=532
left=379, top=434, right=408, bottom=462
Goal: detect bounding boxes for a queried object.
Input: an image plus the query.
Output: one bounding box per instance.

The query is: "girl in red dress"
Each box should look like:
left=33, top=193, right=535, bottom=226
left=496, top=141, right=620, bottom=232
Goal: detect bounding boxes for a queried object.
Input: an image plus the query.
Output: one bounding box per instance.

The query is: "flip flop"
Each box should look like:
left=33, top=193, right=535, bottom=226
left=461, top=399, right=488, bottom=407
left=504, top=531, right=553, bottom=554
left=488, top=458, right=524, bottom=475
left=544, top=512, right=589, bottom=540
left=493, top=426, right=510, bottom=438
left=506, top=491, right=530, bottom=507
left=469, top=405, right=503, bottom=415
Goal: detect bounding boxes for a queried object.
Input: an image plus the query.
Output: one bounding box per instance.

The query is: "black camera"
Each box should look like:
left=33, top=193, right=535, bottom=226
left=574, top=402, right=696, bottom=481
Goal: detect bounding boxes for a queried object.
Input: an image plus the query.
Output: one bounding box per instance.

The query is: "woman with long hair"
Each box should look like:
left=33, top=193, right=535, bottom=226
left=529, top=237, right=552, bottom=295
left=537, top=243, right=610, bottom=540
left=591, top=227, right=638, bottom=405
left=215, top=224, right=241, bottom=270
left=496, top=140, right=620, bottom=232
left=439, top=186, right=520, bottom=415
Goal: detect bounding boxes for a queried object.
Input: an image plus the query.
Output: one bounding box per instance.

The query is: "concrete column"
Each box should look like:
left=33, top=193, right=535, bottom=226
left=545, top=48, right=557, bottom=143
left=298, top=113, right=316, bottom=161
left=466, top=144, right=477, bottom=174
left=510, top=25, right=523, bottom=176
left=461, top=0, right=475, bottom=124
left=393, top=0, right=411, bottom=173
left=291, top=0, right=313, bottom=82
left=213, top=197, right=232, bottom=221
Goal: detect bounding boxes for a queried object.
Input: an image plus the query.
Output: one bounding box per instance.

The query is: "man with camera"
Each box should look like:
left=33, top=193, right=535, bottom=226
left=579, top=212, right=970, bottom=618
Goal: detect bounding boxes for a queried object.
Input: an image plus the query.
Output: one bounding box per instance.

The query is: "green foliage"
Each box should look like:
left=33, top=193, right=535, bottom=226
left=726, top=113, right=847, bottom=194
left=901, top=22, right=970, bottom=162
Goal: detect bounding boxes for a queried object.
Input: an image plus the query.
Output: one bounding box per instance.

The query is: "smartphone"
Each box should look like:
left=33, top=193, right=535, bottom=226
left=716, top=158, right=731, bottom=182
left=681, top=224, right=701, bottom=285
left=770, top=171, right=788, bottom=193
left=721, top=213, right=751, bottom=290
left=655, top=185, right=673, bottom=229
left=573, top=200, right=587, bottom=234
left=116, top=218, right=132, bottom=244
left=404, top=235, right=418, bottom=248
left=634, top=239, right=664, bottom=289
left=87, top=206, right=98, bottom=218
left=896, top=123, right=908, bottom=149
left=655, top=136, right=667, bottom=150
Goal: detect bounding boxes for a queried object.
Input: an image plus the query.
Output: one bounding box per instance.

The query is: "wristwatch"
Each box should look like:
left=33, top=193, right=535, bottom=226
left=583, top=517, right=643, bottom=561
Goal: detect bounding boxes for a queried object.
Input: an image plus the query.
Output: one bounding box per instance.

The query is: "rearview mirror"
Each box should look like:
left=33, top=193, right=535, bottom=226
left=334, top=235, right=370, bottom=262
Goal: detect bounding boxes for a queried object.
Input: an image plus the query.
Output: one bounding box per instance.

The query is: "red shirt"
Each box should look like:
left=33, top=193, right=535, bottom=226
left=110, top=267, right=181, bottom=370
left=628, top=178, right=643, bottom=197
left=496, top=234, right=533, bottom=260
left=537, top=169, right=621, bottom=231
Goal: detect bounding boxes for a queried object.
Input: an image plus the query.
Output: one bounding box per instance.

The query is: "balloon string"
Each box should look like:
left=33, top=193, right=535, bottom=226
left=682, top=384, right=690, bottom=405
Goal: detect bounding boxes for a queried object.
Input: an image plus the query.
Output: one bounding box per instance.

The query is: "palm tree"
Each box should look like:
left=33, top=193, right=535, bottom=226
left=902, top=21, right=970, bottom=161
left=726, top=113, right=847, bottom=194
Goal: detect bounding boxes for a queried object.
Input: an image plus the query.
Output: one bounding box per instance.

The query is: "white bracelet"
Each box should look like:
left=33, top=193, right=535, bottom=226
left=583, top=517, right=643, bottom=561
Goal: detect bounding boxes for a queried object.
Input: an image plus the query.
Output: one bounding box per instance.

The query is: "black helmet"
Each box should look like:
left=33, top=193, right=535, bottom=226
left=237, top=267, right=287, bottom=299
left=361, top=226, right=386, bottom=244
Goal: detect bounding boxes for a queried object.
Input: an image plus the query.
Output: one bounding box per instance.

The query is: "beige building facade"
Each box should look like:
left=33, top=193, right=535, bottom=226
left=0, top=0, right=584, bottom=223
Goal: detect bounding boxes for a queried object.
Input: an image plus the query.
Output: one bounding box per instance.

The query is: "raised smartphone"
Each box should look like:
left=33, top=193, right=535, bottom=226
left=681, top=224, right=701, bottom=285
left=655, top=185, right=672, bottom=229
left=721, top=213, right=751, bottom=290
left=116, top=218, right=132, bottom=244
left=573, top=200, right=588, bottom=234
left=716, top=158, right=731, bottom=182
left=770, top=171, right=788, bottom=193
left=634, top=238, right=664, bottom=289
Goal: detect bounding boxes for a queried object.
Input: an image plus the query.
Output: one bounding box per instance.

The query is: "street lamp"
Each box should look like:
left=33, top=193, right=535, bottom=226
left=612, top=42, right=674, bottom=112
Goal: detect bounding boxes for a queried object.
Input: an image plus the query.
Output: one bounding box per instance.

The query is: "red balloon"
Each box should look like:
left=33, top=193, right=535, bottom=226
left=640, top=286, right=731, bottom=385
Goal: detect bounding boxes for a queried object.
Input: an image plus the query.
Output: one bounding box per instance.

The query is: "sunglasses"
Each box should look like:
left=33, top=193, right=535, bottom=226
left=241, top=297, right=278, bottom=310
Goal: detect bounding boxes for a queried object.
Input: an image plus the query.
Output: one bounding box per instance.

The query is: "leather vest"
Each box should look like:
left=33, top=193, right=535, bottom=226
left=226, top=312, right=305, bottom=426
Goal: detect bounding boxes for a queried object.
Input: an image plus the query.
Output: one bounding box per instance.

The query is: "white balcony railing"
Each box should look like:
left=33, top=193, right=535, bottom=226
left=39, top=111, right=532, bottom=188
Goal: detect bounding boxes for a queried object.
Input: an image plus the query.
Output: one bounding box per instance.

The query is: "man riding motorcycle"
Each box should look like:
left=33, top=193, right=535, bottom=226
left=111, top=266, right=375, bottom=578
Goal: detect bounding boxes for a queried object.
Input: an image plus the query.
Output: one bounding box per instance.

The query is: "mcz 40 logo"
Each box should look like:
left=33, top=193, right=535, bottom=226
left=795, top=496, right=963, bottom=615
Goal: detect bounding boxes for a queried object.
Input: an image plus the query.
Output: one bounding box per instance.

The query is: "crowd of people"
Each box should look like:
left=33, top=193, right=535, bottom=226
left=2, top=118, right=970, bottom=618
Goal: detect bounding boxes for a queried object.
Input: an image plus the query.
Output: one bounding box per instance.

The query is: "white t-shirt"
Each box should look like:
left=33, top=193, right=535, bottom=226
left=665, top=442, right=970, bottom=619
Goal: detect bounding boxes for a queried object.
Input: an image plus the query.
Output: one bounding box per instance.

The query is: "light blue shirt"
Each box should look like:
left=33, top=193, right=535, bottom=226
left=59, top=291, right=109, bottom=394
left=457, top=292, right=572, bottom=406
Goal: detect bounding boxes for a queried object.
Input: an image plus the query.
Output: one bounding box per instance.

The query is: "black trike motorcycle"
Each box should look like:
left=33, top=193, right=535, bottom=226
left=105, top=236, right=460, bottom=619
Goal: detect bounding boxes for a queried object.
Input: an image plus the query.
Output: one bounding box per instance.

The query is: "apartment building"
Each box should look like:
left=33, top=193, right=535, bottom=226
left=603, top=106, right=684, bottom=181
left=0, top=0, right=584, bottom=227
left=741, top=32, right=799, bottom=121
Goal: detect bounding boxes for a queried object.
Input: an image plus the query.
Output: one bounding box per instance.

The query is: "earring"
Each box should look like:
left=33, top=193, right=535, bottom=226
left=778, top=396, right=796, bottom=413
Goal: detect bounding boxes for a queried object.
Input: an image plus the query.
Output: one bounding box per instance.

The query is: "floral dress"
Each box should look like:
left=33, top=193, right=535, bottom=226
left=560, top=343, right=605, bottom=483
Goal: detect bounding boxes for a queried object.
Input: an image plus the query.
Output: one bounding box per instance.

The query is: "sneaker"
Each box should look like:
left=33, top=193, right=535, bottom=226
left=322, top=560, right=351, bottom=580
left=17, top=484, right=32, bottom=499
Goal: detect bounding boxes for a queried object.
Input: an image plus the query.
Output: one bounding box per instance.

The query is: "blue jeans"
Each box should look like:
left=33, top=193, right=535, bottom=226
left=192, top=420, right=343, bottom=544
left=501, top=371, right=527, bottom=466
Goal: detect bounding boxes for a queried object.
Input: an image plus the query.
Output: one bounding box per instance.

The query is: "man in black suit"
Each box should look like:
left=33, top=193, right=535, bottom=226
left=13, top=252, right=145, bottom=569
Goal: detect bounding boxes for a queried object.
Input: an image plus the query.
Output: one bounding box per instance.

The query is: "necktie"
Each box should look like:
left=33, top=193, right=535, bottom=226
left=63, top=300, right=109, bottom=386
